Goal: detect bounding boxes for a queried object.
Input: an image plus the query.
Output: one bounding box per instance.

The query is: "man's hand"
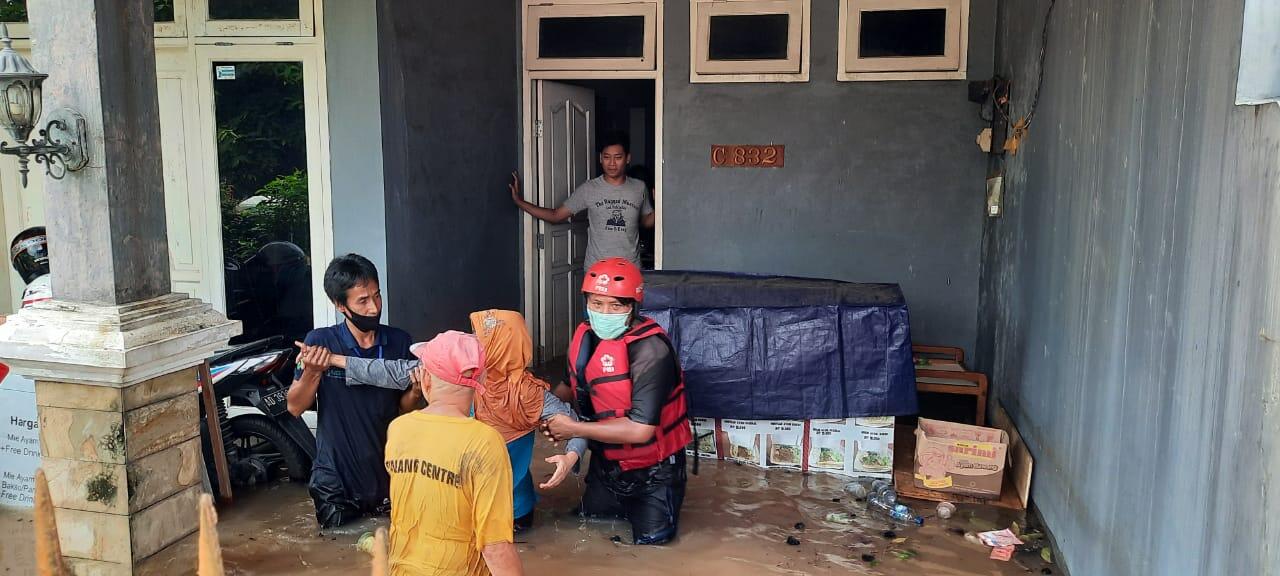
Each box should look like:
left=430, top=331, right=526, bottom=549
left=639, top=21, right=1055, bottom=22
left=296, top=342, right=332, bottom=375
left=542, top=414, right=577, bottom=442
left=409, top=365, right=430, bottom=395
left=539, top=452, right=579, bottom=490
left=508, top=171, right=522, bottom=203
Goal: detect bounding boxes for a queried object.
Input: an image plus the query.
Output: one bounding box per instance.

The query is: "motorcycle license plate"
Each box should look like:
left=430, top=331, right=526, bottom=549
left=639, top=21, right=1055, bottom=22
left=261, top=388, right=289, bottom=416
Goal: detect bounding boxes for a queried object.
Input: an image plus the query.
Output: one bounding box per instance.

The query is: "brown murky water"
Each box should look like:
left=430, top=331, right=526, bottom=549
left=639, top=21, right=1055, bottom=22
left=0, top=438, right=1057, bottom=575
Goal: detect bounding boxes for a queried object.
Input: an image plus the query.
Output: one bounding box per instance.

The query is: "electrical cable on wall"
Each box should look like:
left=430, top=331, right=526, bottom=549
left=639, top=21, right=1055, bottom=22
left=1004, top=0, right=1058, bottom=154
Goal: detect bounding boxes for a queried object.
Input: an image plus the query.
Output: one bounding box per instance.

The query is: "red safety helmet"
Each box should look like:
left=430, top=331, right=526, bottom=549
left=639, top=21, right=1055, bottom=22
left=582, top=257, right=644, bottom=302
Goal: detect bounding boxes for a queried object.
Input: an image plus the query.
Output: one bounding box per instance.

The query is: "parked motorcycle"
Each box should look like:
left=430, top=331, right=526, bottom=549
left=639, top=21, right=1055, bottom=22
left=199, top=336, right=315, bottom=499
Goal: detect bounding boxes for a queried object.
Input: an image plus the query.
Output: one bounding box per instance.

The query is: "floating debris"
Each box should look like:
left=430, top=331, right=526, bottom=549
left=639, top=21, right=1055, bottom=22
left=794, top=522, right=806, bottom=530
left=786, top=536, right=801, bottom=546
left=881, top=530, right=897, bottom=539
left=890, top=549, right=918, bottom=560
left=357, top=532, right=376, bottom=555
left=825, top=512, right=855, bottom=524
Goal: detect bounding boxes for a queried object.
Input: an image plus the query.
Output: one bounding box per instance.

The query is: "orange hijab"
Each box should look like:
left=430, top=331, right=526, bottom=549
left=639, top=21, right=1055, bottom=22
left=469, top=310, right=550, bottom=442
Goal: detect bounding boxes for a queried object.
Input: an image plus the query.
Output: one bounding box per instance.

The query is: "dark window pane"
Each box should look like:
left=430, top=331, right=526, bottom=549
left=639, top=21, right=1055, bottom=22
left=0, top=1, right=174, bottom=23
left=154, top=0, right=175, bottom=23
left=858, top=9, right=947, bottom=58
left=0, top=0, right=26, bottom=23
left=708, top=14, right=790, bottom=61
left=213, top=61, right=313, bottom=345
left=539, top=16, right=645, bottom=59
left=210, top=0, right=298, bottom=20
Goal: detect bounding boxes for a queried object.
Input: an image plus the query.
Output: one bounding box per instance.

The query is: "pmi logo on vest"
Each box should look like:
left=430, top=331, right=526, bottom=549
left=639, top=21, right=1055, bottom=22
left=600, top=354, right=616, bottom=373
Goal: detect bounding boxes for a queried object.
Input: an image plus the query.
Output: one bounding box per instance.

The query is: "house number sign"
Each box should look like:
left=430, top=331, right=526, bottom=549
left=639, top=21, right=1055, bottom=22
left=711, top=144, right=784, bottom=168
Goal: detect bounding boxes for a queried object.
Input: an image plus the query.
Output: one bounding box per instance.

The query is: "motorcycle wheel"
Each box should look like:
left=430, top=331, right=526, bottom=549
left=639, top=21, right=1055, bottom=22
left=228, top=414, right=312, bottom=483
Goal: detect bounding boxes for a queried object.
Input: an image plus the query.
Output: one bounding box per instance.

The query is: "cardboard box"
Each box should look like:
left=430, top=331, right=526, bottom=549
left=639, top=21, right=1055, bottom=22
left=913, top=418, right=1008, bottom=498
left=765, top=421, right=805, bottom=470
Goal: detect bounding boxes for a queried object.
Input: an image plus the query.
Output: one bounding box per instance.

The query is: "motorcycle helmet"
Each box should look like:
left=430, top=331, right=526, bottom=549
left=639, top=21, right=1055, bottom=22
left=10, top=226, right=48, bottom=285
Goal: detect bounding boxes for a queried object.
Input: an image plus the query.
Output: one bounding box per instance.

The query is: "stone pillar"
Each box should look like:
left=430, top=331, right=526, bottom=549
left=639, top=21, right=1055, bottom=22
left=0, top=1, right=240, bottom=574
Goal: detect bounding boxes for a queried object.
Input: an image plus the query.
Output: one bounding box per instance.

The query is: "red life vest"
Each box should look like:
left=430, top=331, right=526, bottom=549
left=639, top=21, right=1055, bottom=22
left=568, top=317, right=692, bottom=471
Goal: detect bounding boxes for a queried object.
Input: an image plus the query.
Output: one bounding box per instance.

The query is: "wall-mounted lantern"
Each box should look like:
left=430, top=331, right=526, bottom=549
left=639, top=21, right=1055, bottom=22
left=0, top=23, right=88, bottom=188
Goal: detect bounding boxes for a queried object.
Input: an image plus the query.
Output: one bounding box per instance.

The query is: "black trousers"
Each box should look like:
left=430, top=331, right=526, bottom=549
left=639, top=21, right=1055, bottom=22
left=579, top=451, right=687, bottom=545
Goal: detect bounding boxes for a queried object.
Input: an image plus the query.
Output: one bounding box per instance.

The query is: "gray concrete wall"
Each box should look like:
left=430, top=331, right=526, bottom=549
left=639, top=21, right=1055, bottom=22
left=375, top=0, right=522, bottom=339
left=662, top=0, right=997, bottom=356
left=977, top=1, right=1280, bottom=574
left=324, top=0, right=391, bottom=317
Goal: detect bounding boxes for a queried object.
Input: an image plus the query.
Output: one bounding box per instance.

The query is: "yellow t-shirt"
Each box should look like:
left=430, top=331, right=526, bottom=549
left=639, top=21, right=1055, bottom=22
left=384, top=411, right=514, bottom=576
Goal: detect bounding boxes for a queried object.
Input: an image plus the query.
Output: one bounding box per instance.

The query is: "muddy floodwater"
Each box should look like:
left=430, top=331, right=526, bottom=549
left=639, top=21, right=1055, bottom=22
left=2, top=438, right=1057, bottom=575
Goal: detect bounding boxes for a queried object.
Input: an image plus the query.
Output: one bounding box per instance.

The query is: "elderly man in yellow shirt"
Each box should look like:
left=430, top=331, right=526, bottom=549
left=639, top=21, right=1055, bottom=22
left=383, top=330, right=525, bottom=576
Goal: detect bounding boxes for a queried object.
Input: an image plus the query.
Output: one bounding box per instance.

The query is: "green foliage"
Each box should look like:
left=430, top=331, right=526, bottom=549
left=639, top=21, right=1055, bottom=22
left=221, top=170, right=309, bottom=263
left=214, top=61, right=309, bottom=263
left=0, top=0, right=26, bottom=22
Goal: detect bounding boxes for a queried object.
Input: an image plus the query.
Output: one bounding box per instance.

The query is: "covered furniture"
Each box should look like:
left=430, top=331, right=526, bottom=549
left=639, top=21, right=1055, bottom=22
left=639, top=271, right=918, bottom=420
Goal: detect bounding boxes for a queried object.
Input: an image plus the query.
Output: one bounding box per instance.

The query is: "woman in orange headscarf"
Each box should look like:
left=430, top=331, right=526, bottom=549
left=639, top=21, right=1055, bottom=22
left=468, top=309, right=582, bottom=530
left=319, top=309, right=584, bottom=532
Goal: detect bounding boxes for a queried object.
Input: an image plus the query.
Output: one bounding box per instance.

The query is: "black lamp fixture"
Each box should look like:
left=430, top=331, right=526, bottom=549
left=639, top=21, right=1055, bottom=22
left=0, top=23, right=88, bottom=188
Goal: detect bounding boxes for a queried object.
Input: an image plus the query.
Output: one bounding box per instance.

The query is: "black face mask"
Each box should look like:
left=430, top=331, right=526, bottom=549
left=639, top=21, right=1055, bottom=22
left=343, top=309, right=381, bottom=333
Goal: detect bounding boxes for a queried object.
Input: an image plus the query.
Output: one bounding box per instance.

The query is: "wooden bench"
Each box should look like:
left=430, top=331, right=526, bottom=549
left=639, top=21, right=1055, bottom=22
left=912, top=345, right=988, bottom=427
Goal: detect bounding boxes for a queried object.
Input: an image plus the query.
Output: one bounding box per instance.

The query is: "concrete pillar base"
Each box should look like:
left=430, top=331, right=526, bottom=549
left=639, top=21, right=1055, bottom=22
left=0, top=294, right=239, bottom=573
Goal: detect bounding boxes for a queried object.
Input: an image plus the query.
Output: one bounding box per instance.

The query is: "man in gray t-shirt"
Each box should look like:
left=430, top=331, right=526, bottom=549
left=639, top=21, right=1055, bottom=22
left=510, top=133, right=654, bottom=267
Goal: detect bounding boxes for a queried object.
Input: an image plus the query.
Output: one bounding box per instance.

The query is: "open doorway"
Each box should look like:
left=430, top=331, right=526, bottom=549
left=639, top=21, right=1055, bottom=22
left=524, top=78, right=658, bottom=367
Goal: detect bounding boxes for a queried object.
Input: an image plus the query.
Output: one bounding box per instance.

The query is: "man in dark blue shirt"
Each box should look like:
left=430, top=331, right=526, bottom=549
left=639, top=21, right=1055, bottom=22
left=287, top=254, right=419, bottom=528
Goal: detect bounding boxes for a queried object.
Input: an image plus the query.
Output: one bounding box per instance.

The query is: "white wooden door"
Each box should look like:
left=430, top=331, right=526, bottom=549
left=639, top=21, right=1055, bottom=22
left=536, top=80, right=594, bottom=362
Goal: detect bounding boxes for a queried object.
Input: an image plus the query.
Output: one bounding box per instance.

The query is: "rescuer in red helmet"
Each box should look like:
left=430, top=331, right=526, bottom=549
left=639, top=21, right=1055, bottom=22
left=542, top=257, right=692, bottom=545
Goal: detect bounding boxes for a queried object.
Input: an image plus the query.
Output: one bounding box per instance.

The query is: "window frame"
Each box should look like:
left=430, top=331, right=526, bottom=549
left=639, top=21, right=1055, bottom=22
left=838, top=0, right=968, bottom=82
left=191, top=0, right=315, bottom=38
left=525, top=2, right=658, bottom=72
left=1, top=0, right=189, bottom=39
left=154, top=0, right=190, bottom=38
left=689, top=0, right=809, bottom=83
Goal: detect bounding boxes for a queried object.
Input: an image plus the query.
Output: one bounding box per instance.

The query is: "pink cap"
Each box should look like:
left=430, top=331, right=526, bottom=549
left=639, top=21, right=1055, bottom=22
left=410, top=331, right=486, bottom=393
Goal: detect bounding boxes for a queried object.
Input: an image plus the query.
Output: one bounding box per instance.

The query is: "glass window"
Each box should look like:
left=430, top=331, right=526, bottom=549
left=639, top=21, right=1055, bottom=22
left=840, top=0, right=967, bottom=81
left=858, top=9, right=947, bottom=58
left=690, top=0, right=808, bottom=82
left=527, top=3, right=657, bottom=72
left=0, top=1, right=24, bottom=23
left=208, top=0, right=298, bottom=21
left=0, top=1, right=175, bottom=23
left=154, top=0, right=176, bottom=22
left=707, top=14, right=790, bottom=61
left=538, top=16, right=646, bottom=59
left=213, top=61, right=314, bottom=344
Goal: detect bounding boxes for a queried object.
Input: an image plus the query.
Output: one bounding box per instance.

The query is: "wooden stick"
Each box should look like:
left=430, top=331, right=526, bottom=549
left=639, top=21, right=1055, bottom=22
left=371, top=527, right=389, bottom=576
left=197, top=493, right=225, bottom=576
left=34, top=469, right=67, bottom=576
left=199, top=361, right=234, bottom=503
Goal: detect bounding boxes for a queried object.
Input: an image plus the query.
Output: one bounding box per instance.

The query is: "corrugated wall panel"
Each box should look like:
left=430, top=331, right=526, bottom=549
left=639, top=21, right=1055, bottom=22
left=977, top=0, right=1280, bottom=574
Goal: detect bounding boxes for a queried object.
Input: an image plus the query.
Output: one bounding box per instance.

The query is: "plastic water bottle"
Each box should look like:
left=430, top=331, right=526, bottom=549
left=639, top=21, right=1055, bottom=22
left=867, top=482, right=923, bottom=526
left=843, top=480, right=869, bottom=499
left=870, top=479, right=897, bottom=505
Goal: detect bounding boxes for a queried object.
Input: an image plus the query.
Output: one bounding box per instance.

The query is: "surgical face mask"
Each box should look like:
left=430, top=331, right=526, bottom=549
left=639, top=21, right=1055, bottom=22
left=343, top=309, right=381, bottom=333
left=587, top=309, right=630, bottom=340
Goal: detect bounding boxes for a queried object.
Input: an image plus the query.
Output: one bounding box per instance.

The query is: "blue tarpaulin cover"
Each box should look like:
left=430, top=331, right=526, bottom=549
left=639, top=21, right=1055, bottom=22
left=639, top=271, right=917, bottom=420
